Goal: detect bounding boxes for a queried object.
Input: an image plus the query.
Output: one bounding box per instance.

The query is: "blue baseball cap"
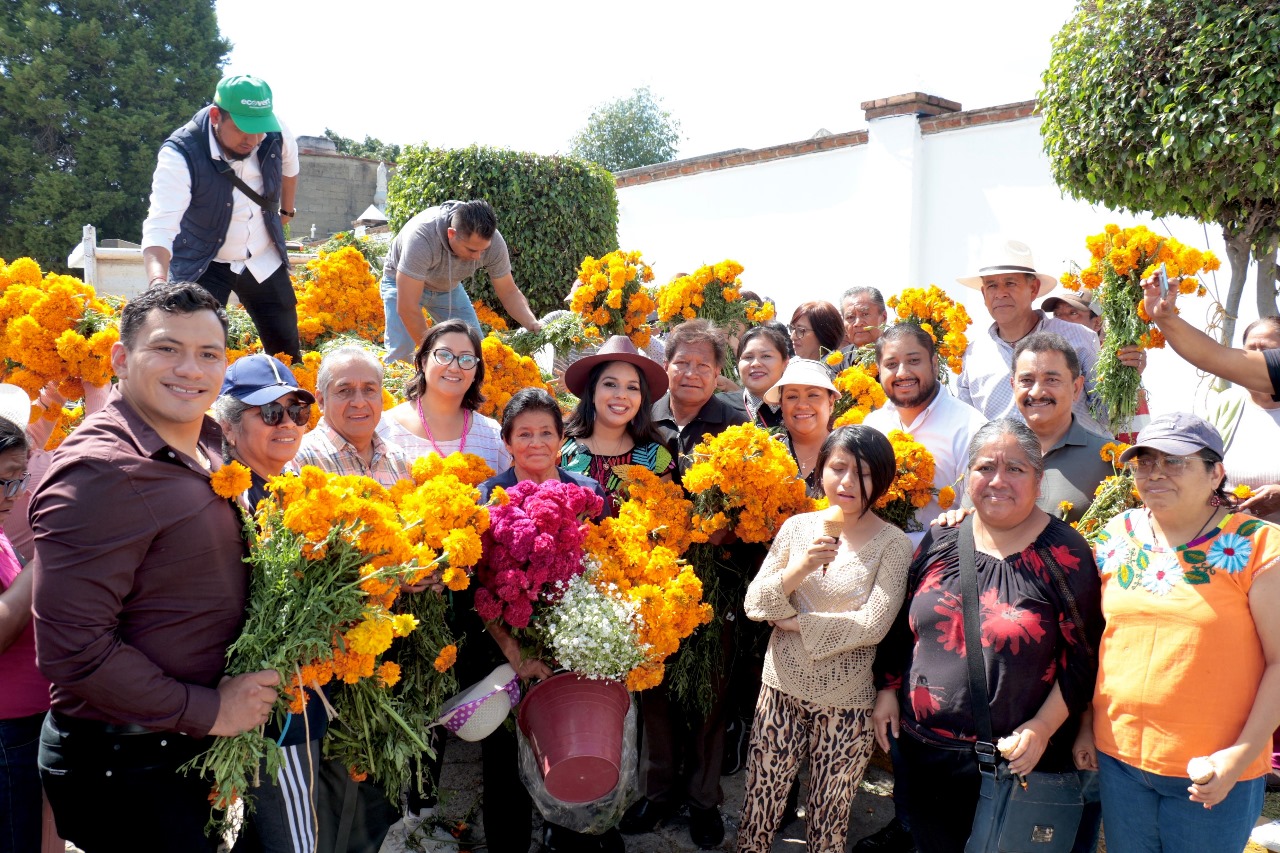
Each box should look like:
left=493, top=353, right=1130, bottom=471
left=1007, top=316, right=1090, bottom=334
left=1118, top=412, right=1224, bottom=463
left=220, top=354, right=315, bottom=406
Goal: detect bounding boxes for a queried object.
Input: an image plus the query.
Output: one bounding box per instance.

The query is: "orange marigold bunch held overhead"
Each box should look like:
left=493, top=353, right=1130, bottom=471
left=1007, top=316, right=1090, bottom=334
left=832, top=364, right=887, bottom=427
left=654, top=260, right=775, bottom=331
left=568, top=250, right=658, bottom=348
left=477, top=334, right=549, bottom=420
left=885, top=285, right=970, bottom=380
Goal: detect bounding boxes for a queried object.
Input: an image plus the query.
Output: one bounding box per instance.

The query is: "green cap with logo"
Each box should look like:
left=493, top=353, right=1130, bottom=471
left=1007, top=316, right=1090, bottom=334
left=213, top=75, right=281, bottom=134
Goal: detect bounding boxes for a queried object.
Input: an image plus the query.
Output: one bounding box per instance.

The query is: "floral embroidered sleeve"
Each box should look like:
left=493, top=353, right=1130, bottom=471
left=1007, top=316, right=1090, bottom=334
left=744, top=515, right=799, bottom=622
left=798, top=532, right=912, bottom=661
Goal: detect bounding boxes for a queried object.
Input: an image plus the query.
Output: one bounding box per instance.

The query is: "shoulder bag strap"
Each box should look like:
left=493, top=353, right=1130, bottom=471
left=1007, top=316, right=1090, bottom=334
left=958, top=517, right=999, bottom=768
left=213, top=157, right=280, bottom=214
left=1037, top=546, right=1095, bottom=659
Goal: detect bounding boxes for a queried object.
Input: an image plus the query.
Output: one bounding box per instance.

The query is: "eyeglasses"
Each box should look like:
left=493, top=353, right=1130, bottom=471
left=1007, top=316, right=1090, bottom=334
left=430, top=349, right=480, bottom=370
left=0, top=473, right=28, bottom=499
left=1124, top=453, right=1204, bottom=478
left=789, top=325, right=813, bottom=339
left=256, top=400, right=312, bottom=427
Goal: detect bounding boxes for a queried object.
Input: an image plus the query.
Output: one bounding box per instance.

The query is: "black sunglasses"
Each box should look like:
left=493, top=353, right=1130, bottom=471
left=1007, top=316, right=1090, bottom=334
left=256, top=400, right=311, bottom=427
left=0, top=473, right=28, bottom=499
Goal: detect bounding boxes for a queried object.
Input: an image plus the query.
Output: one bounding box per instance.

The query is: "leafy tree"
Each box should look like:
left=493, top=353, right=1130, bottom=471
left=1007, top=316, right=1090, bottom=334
left=322, top=128, right=401, bottom=163
left=387, top=145, right=618, bottom=319
left=1040, top=0, right=1280, bottom=346
left=569, top=86, right=681, bottom=172
left=0, top=1, right=229, bottom=270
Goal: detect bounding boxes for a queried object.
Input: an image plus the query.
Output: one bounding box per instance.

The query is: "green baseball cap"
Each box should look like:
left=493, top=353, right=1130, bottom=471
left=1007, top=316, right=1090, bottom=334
left=213, top=75, right=281, bottom=134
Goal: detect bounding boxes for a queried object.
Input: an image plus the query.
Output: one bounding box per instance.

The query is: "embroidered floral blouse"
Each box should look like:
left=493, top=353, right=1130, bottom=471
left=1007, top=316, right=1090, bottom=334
left=558, top=438, right=675, bottom=515
left=874, top=518, right=1103, bottom=770
left=1092, top=509, right=1280, bottom=780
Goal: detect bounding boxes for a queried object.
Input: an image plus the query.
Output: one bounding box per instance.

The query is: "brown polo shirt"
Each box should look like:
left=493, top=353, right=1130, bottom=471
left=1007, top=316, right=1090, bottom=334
left=30, top=389, right=247, bottom=737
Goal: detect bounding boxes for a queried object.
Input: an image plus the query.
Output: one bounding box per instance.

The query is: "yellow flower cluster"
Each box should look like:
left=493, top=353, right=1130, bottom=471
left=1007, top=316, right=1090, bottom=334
left=293, top=247, right=385, bottom=348
left=873, top=430, right=939, bottom=532
left=472, top=301, right=509, bottom=333
left=654, top=260, right=772, bottom=331
left=1232, top=484, right=1254, bottom=500
left=477, top=334, right=549, bottom=420
left=885, top=286, right=971, bottom=377
left=389, top=453, right=495, bottom=590
left=210, top=461, right=254, bottom=499
left=832, top=364, right=888, bottom=427
left=1066, top=223, right=1220, bottom=290
left=1070, top=442, right=1144, bottom=542
left=569, top=251, right=658, bottom=348
left=582, top=466, right=712, bottom=691
left=683, top=423, right=817, bottom=543
left=0, top=257, right=119, bottom=399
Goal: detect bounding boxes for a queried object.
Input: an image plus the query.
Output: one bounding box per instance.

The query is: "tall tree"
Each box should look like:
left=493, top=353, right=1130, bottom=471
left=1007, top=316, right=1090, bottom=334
left=323, top=128, right=401, bottom=163
left=0, top=1, right=229, bottom=269
left=569, top=86, right=681, bottom=172
left=1040, top=0, right=1280, bottom=347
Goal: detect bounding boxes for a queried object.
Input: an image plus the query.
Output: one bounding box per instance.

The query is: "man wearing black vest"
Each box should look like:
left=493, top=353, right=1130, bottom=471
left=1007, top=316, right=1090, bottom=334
left=142, top=75, right=302, bottom=361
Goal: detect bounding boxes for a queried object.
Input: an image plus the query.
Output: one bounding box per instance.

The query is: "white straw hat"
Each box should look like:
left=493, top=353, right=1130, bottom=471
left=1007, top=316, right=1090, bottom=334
left=956, top=239, right=1059, bottom=291
left=0, top=384, right=32, bottom=430
left=764, top=358, right=839, bottom=405
left=437, top=663, right=520, bottom=742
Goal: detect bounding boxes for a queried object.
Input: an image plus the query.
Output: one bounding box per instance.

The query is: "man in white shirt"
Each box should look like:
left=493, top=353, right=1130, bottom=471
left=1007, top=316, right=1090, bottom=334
left=955, top=240, right=1101, bottom=428
left=863, top=323, right=988, bottom=548
left=141, top=75, right=302, bottom=361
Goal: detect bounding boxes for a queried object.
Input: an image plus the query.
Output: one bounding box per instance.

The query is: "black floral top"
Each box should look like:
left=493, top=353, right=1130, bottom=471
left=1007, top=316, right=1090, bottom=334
left=874, top=518, right=1103, bottom=769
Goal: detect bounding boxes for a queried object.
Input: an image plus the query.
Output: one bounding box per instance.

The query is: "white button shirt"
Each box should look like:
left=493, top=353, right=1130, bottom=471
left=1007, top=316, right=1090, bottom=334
left=142, top=119, right=299, bottom=282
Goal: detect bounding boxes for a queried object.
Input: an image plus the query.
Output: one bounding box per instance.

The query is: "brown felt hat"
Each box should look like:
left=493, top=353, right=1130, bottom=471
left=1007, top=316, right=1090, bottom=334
left=562, top=335, right=669, bottom=399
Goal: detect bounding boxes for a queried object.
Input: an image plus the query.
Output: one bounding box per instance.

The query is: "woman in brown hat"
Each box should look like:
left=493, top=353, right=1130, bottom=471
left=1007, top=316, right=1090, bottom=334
left=561, top=335, right=676, bottom=513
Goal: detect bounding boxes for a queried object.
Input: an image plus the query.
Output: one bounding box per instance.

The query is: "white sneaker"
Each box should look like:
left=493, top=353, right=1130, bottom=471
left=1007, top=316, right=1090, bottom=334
left=1252, top=819, right=1280, bottom=852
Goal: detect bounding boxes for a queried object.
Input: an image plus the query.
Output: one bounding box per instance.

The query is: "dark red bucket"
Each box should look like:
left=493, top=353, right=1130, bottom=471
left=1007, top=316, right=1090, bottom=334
left=517, top=673, right=629, bottom=802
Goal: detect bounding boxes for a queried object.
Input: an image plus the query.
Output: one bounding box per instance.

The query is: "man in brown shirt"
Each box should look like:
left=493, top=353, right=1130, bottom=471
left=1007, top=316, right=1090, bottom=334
left=31, top=282, right=279, bottom=852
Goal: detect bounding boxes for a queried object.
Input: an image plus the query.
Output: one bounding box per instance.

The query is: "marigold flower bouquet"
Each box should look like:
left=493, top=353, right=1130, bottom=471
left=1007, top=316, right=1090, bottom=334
left=568, top=250, right=658, bottom=348
left=474, top=479, right=604, bottom=634
left=478, top=335, right=551, bottom=420
left=0, top=256, right=120, bottom=400
left=832, top=364, right=887, bottom=427
left=885, top=285, right=971, bottom=381
left=1072, top=441, right=1142, bottom=544
left=1062, top=224, right=1219, bottom=432
left=874, top=430, right=949, bottom=532
left=582, top=467, right=712, bottom=691
left=473, top=300, right=510, bottom=334
left=654, top=260, right=775, bottom=330
left=292, top=246, right=386, bottom=349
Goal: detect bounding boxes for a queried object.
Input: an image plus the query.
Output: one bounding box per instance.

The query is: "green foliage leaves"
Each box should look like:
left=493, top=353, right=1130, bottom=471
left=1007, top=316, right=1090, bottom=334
left=322, top=128, right=401, bottom=163
left=569, top=86, right=681, bottom=172
left=386, top=146, right=619, bottom=319
left=0, top=0, right=229, bottom=269
left=1040, top=0, right=1280, bottom=243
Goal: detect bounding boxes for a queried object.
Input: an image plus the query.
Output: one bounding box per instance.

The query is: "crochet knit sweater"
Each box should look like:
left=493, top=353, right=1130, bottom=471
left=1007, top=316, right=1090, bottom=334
left=744, top=511, right=912, bottom=709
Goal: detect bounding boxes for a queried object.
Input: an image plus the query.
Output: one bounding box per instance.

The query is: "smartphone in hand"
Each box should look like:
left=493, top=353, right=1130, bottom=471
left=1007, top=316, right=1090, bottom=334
left=1157, top=263, right=1169, bottom=298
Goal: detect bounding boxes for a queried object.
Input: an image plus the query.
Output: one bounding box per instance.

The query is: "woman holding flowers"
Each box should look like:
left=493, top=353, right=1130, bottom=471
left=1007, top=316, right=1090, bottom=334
left=730, top=323, right=792, bottom=428
left=873, top=419, right=1103, bottom=853
left=472, top=387, right=610, bottom=853
left=763, top=359, right=838, bottom=498
left=787, top=302, right=843, bottom=364
left=561, top=335, right=675, bottom=513
left=737, top=425, right=911, bottom=853
left=379, top=318, right=511, bottom=474
left=1080, top=413, right=1280, bottom=852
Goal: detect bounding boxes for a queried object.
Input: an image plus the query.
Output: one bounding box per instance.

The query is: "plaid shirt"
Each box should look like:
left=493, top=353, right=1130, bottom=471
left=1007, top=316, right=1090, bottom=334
left=957, top=311, right=1104, bottom=430
left=290, top=420, right=412, bottom=488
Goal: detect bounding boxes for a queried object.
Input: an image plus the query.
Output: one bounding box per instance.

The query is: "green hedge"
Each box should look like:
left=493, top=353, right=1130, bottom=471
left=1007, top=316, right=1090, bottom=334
left=386, top=145, right=619, bottom=321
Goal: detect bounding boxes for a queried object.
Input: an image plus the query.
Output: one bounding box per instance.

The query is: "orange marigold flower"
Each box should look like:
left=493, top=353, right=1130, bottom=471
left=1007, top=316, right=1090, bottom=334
left=211, top=461, right=253, bottom=499
left=433, top=644, right=458, bottom=673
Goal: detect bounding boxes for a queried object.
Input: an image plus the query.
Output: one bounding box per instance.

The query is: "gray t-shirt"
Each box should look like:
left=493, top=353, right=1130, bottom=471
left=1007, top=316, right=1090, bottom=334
left=384, top=201, right=512, bottom=293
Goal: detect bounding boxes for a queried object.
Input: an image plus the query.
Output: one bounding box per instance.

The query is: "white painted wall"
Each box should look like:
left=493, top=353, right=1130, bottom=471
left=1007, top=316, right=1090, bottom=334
left=617, top=111, right=1254, bottom=421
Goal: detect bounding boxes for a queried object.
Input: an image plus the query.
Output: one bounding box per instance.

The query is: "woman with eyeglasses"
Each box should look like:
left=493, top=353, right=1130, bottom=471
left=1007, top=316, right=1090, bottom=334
left=788, top=301, right=843, bottom=364
left=211, top=355, right=326, bottom=853
left=379, top=318, right=512, bottom=474
left=0, top=391, right=55, bottom=853
left=1080, top=413, right=1280, bottom=852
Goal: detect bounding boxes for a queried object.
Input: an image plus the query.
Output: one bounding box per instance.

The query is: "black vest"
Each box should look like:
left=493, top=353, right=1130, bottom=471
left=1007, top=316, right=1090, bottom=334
left=163, top=106, right=287, bottom=283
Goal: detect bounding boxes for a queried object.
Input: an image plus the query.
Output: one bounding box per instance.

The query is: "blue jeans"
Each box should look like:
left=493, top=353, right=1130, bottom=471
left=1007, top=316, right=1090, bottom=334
left=0, top=712, right=44, bottom=853
left=1097, top=752, right=1264, bottom=853
left=381, top=269, right=481, bottom=363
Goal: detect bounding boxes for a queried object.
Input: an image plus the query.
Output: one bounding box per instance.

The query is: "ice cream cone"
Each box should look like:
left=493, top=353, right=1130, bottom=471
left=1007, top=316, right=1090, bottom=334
left=820, top=506, right=843, bottom=574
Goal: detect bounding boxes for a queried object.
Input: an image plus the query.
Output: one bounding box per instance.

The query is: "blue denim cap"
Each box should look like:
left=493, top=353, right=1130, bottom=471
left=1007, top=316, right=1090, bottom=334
left=220, top=354, right=315, bottom=406
left=1118, top=412, right=1223, bottom=463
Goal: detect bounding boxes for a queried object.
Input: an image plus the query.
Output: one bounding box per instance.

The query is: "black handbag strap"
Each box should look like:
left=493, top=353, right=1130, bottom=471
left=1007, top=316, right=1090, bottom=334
left=1037, top=546, right=1095, bottom=659
left=214, top=157, right=279, bottom=214
left=957, top=517, right=999, bottom=769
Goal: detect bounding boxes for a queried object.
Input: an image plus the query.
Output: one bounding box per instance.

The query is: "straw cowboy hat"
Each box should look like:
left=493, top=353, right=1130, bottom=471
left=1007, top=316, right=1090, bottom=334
left=0, top=384, right=32, bottom=430
left=956, top=239, right=1060, bottom=291
left=562, top=335, right=669, bottom=399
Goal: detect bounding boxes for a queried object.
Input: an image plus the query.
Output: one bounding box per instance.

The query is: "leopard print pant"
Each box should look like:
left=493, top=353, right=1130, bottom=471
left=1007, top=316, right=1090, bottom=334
left=735, top=684, right=875, bottom=853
